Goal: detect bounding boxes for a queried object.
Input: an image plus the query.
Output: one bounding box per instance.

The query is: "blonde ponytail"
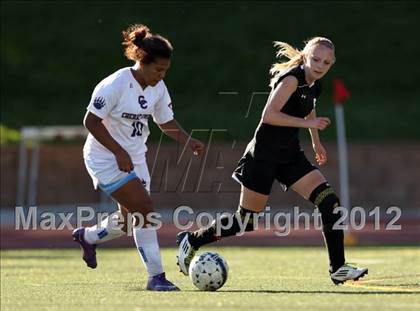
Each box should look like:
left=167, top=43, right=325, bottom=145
left=269, top=42, right=303, bottom=88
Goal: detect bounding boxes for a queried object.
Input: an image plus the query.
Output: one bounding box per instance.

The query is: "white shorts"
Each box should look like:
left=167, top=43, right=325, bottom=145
left=84, top=158, right=150, bottom=195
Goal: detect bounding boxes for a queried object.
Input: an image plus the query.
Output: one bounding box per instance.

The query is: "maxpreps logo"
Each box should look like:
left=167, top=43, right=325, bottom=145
left=93, top=97, right=106, bottom=109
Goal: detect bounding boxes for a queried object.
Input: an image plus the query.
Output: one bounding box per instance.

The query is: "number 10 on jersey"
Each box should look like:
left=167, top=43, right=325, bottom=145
left=131, top=121, right=144, bottom=137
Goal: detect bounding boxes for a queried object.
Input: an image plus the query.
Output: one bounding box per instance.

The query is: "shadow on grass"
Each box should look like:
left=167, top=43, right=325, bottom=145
left=217, top=289, right=420, bottom=295
left=127, top=288, right=420, bottom=295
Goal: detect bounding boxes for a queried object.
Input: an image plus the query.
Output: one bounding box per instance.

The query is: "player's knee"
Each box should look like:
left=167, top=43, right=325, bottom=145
left=129, top=196, right=154, bottom=216
left=142, top=197, right=154, bottom=215
left=129, top=197, right=153, bottom=227
left=309, top=182, right=341, bottom=231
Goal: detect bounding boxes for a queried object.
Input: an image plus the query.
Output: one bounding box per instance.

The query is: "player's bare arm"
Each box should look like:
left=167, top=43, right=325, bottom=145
left=158, top=118, right=205, bottom=156
left=262, top=76, right=330, bottom=130
left=306, top=109, right=328, bottom=165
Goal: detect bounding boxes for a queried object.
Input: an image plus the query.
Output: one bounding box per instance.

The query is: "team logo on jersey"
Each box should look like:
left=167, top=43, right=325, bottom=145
left=301, top=94, right=307, bottom=99
left=93, top=97, right=106, bottom=109
left=138, top=95, right=148, bottom=109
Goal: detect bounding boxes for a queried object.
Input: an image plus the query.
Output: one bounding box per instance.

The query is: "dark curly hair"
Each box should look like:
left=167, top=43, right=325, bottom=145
left=122, top=24, right=173, bottom=64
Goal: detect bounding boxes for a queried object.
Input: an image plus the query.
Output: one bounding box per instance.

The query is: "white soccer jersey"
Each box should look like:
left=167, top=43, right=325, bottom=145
left=83, top=67, right=174, bottom=164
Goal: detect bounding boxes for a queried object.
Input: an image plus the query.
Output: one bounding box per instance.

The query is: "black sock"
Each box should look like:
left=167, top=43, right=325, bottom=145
left=323, top=225, right=345, bottom=273
left=309, top=182, right=345, bottom=273
left=189, top=226, right=218, bottom=249
left=189, top=206, right=256, bottom=249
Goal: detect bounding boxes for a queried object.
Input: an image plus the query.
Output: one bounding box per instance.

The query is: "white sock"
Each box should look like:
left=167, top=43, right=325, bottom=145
left=84, top=211, right=125, bottom=244
left=133, top=227, right=164, bottom=277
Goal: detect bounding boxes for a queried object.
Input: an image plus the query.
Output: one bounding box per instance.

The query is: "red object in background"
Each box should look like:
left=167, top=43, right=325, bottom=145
left=333, top=78, right=351, bottom=105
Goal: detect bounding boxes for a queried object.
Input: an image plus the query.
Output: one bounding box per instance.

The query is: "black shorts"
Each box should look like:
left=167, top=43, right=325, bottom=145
left=232, top=151, right=317, bottom=195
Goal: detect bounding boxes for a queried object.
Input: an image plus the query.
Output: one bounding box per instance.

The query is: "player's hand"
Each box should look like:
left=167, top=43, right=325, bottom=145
left=114, top=149, right=134, bottom=172
left=306, top=117, right=331, bottom=130
left=189, top=138, right=205, bottom=156
left=313, top=142, right=327, bottom=166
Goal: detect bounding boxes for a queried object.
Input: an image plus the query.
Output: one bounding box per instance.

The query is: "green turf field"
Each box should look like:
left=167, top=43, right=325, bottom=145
left=1, top=247, right=419, bottom=310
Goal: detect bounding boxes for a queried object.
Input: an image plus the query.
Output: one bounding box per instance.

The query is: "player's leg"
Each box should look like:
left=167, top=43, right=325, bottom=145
left=177, top=185, right=269, bottom=275
left=111, top=176, right=178, bottom=291
left=187, top=186, right=268, bottom=246
left=177, top=155, right=275, bottom=275
left=81, top=205, right=128, bottom=245
left=73, top=171, right=138, bottom=269
left=290, top=170, right=345, bottom=270
left=72, top=206, right=128, bottom=269
left=290, top=169, right=368, bottom=284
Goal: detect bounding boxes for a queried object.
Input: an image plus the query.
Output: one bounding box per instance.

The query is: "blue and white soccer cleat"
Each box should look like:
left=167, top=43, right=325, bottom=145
left=176, top=231, right=196, bottom=276
left=330, top=264, right=368, bottom=285
left=72, top=227, right=97, bottom=269
left=146, top=272, right=180, bottom=291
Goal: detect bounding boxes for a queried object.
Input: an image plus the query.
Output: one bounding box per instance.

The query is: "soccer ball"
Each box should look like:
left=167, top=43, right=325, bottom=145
left=189, top=252, right=229, bottom=291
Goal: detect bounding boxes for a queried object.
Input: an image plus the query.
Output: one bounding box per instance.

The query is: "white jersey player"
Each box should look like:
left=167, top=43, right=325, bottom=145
left=73, top=23, right=204, bottom=291
left=83, top=67, right=174, bottom=191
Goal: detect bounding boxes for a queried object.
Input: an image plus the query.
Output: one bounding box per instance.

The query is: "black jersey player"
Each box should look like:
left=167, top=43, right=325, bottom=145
left=177, top=37, right=367, bottom=285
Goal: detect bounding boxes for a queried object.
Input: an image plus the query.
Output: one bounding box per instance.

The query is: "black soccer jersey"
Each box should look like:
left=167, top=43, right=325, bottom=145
left=246, top=64, right=322, bottom=163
